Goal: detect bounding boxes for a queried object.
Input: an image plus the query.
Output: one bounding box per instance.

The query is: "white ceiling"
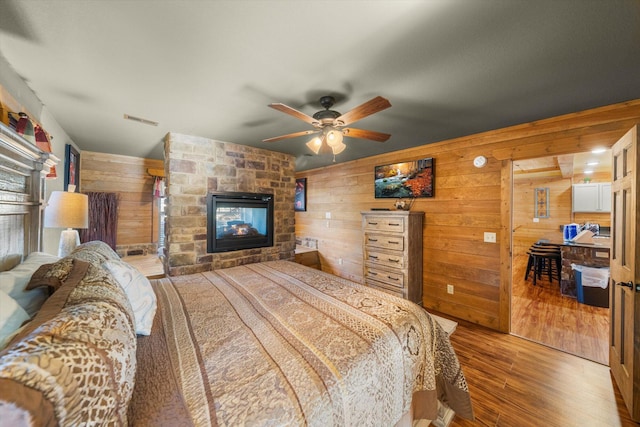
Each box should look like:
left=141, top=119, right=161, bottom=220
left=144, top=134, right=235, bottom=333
left=1, top=1, right=639, bottom=171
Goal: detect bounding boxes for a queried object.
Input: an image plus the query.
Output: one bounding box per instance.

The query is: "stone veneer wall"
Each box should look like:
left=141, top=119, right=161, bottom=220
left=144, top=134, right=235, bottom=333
left=560, top=245, right=610, bottom=298
left=164, top=132, right=296, bottom=276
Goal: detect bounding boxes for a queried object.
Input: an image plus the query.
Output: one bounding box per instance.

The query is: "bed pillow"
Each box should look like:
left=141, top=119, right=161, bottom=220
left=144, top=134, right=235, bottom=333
left=102, top=259, right=157, bottom=336
left=70, top=240, right=120, bottom=265
left=0, top=259, right=136, bottom=426
left=0, top=252, right=60, bottom=316
left=0, top=290, right=29, bottom=350
left=0, top=254, right=22, bottom=272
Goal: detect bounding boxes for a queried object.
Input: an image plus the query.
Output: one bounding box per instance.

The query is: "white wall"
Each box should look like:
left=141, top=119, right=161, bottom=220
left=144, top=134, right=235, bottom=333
left=0, top=54, right=80, bottom=255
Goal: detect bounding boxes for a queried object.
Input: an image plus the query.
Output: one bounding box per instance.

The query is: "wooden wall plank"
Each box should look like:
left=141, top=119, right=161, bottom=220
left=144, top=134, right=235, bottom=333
left=81, top=151, right=163, bottom=250
left=296, top=99, right=640, bottom=331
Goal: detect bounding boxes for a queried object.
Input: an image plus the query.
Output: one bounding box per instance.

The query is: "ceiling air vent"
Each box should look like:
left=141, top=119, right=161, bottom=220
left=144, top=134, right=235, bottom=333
left=123, top=114, right=158, bottom=127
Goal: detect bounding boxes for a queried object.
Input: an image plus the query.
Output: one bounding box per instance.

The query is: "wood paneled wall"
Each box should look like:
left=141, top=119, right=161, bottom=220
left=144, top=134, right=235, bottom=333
left=295, top=99, right=640, bottom=331
left=512, top=169, right=612, bottom=260
left=80, top=151, right=164, bottom=251
left=512, top=176, right=572, bottom=258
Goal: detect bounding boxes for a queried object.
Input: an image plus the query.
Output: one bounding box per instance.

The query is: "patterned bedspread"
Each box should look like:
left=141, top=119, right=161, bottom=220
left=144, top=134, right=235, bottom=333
left=128, top=261, right=473, bottom=426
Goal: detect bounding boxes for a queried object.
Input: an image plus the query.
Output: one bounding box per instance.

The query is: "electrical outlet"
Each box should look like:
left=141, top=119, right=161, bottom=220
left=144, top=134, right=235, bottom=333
left=533, top=217, right=540, bottom=223
left=484, top=232, right=497, bottom=243
left=338, top=258, right=343, bottom=265
left=325, top=212, right=331, bottom=219
left=447, top=284, right=454, bottom=294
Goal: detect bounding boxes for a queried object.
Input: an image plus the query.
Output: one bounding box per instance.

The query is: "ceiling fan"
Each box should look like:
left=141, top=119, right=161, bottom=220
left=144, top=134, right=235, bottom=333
left=263, top=95, right=392, bottom=156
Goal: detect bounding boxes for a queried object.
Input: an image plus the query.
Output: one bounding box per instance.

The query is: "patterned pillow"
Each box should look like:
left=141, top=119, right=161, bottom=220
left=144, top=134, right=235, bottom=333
left=0, top=256, right=137, bottom=425
left=71, top=240, right=120, bottom=264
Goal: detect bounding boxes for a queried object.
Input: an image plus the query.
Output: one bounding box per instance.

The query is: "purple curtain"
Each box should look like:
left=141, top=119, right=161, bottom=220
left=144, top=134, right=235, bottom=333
left=79, top=192, right=118, bottom=250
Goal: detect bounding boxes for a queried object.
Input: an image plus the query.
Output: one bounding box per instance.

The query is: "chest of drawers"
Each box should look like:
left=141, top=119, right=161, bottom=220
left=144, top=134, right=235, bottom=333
left=361, top=211, right=424, bottom=304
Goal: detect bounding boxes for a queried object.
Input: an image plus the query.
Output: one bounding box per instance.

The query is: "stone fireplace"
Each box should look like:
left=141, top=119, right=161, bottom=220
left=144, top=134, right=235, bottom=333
left=206, top=191, right=274, bottom=253
left=163, top=132, right=296, bottom=276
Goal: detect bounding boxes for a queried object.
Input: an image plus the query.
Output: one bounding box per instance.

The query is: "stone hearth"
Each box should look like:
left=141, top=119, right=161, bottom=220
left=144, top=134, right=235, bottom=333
left=164, top=132, right=296, bottom=276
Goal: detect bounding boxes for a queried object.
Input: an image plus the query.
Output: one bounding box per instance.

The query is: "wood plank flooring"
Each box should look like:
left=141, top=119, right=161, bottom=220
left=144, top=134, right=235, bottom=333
left=443, top=316, right=638, bottom=426
left=510, top=254, right=609, bottom=365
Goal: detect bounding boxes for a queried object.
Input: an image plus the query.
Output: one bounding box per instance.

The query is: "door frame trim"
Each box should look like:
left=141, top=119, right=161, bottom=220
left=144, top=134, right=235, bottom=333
left=500, top=159, right=513, bottom=332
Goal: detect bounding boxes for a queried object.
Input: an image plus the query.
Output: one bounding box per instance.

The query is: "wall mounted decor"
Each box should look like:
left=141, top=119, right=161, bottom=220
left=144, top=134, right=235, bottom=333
left=64, top=144, right=80, bottom=191
left=295, top=178, right=307, bottom=211
left=534, top=187, right=550, bottom=218
left=374, top=158, right=434, bottom=198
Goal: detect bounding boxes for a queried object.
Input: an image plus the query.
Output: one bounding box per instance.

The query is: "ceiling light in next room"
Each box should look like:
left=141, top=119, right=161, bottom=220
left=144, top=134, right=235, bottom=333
left=584, top=170, right=594, bottom=174
left=591, top=148, right=607, bottom=154
left=123, top=114, right=159, bottom=126
left=587, top=161, right=599, bottom=166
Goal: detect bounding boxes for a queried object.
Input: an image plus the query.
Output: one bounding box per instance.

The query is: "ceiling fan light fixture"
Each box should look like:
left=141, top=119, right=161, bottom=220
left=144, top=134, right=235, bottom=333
left=306, top=136, right=323, bottom=154
left=331, top=140, right=346, bottom=155
left=264, top=94, right=391, bottom=157
left=324, top=127, right=344, bottom=147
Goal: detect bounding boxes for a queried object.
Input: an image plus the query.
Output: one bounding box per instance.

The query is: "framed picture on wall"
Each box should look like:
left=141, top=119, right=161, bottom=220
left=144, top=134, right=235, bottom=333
left=374, top=157, right=434, bottom=198
left=295, top=178, right=307, bottom=211
left=64, top=144, right=80, bottom=191
left=534, top=187, right=550, bottom=218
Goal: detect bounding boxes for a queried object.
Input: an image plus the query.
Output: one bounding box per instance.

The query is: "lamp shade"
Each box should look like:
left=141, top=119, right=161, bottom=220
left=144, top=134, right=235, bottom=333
left=44, top=191, right=89, bottom=229
left=324, top=128, right=344, bottom=147
left=330, top=141, right=347, bottom=155
left=306, top=136, right=323, bottom=154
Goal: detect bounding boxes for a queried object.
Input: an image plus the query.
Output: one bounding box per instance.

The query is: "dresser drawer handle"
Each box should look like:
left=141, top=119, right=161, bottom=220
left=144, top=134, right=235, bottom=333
left=389, top=223, right=401, bottom=226
left=368, top=238, right=378, bottom=242
left=388, top=241, right=399, bottom=244
left=369, top=255, right=379, bottom=260
left=388, top=258, right=400, bottom=263
left=368, top=270, right=378, bottom=275
left=368, top=222, right=378, bottom=225
left=387, top=276, right=400, bottom=281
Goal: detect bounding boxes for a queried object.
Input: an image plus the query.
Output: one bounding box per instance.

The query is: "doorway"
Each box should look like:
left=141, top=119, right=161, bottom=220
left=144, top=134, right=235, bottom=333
left=510, top=150, right=611, bottom=364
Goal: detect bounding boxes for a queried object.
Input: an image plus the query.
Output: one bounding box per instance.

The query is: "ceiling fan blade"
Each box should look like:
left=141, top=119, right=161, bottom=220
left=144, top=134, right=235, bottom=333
left=268, top=103, right=318, bottom=125
left=335, top=96, right=391, bottom=126
left=262, top=129, right=319, bottom=143
left=342, top=127, right=391, bottom=142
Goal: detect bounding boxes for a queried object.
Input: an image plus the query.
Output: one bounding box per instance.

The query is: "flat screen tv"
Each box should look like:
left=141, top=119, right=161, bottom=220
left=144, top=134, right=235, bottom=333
left=374, top=158, right=434, bottom=198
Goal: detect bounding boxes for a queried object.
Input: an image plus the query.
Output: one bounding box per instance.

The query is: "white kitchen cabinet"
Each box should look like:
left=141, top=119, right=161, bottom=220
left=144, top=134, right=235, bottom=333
left=572, top=183, right=611, bottom=213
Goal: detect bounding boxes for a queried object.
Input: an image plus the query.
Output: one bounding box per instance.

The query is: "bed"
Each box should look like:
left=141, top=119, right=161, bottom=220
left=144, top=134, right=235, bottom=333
left=0, top=124, right=474, bottom=426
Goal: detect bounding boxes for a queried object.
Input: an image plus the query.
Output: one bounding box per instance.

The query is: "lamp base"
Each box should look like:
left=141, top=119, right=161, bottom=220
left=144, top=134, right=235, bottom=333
left=58, top=228, right=80, bottom=257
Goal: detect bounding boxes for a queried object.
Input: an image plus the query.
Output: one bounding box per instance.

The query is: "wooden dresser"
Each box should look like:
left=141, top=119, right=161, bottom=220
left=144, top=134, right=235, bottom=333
left=361, top=211, right=424, bottom=304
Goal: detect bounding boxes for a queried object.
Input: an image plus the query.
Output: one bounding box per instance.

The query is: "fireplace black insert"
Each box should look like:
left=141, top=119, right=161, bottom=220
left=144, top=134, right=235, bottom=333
left=206, top=192, right=274, bottom=253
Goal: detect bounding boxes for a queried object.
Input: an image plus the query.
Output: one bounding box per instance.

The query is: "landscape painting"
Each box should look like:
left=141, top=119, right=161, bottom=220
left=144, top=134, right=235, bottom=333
left=374, top=158, right=434, bottom=198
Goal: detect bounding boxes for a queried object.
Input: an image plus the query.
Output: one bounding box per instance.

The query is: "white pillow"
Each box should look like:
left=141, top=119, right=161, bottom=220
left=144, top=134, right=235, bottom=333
left=102, top=259, right=157, bottom=336
left=0, top=252, right=60, bottom=316
left=0, top=289, right=30, bottom=349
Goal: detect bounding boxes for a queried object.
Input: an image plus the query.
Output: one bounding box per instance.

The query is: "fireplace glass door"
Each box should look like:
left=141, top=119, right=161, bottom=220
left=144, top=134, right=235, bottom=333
left=207, top=192, right=274, bottom=252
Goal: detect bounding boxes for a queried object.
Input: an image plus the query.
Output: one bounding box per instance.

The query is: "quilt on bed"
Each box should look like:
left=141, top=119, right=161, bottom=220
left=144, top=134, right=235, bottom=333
left=129, top=260, right=473, bottom=426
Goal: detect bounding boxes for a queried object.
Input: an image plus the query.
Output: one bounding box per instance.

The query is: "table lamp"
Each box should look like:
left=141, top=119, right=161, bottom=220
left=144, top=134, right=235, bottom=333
left=44, top=186, right=89, bottom=257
